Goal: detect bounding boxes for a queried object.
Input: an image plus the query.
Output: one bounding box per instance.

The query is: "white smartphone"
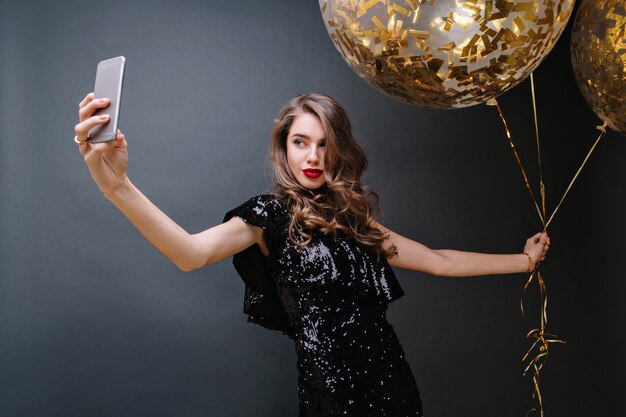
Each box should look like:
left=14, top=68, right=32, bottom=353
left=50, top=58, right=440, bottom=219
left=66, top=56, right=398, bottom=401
left=88, top=56, right=126, bottom=143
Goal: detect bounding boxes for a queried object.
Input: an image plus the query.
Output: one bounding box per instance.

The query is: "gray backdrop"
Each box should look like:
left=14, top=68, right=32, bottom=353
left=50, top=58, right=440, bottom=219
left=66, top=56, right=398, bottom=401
left=1, top=1, right=623, bottom=416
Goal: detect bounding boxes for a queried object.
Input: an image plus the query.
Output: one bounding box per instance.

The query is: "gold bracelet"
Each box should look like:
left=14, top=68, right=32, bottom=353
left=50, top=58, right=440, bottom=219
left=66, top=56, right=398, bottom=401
left=523, top=252, right=533, bottom=272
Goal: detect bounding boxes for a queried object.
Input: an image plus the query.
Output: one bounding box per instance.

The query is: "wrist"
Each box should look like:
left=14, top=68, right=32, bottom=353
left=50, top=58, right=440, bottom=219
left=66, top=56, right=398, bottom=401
left=522, top=252, right=534, bottom=273
left=104, top=176, right=133, bottom=202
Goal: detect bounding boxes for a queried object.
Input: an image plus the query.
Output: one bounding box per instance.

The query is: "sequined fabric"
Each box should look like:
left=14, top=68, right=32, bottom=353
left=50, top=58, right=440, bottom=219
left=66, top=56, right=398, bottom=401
left=224, top=194, right=423, bottom=417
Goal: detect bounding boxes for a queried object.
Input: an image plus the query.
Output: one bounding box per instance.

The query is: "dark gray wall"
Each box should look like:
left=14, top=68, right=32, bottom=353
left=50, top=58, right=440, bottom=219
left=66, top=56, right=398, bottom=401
left=1, top=1, right=623, bottom=416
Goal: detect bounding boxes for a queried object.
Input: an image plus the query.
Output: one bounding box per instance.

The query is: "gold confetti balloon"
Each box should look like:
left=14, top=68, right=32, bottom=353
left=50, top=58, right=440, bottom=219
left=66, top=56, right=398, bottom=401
left=571, top=0, right=626, bottom=135
left=319, top=0, right=575, bottom=108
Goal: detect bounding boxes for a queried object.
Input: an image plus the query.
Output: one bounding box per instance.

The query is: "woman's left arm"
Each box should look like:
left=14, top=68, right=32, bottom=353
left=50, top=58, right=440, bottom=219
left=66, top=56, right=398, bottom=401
left=373, top=221, right=550, bottom=277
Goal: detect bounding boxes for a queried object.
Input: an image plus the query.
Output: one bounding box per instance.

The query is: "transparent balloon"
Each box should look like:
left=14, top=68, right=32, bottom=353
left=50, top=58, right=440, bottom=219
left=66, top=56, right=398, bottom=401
left=571, top=0, right=626, bottom=135
left=319, top=0, right=575, bottom=108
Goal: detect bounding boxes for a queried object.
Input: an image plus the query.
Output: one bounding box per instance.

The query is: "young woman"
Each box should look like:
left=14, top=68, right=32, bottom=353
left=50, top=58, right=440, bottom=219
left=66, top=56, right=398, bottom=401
left=74, top=92, right=549, bottom=417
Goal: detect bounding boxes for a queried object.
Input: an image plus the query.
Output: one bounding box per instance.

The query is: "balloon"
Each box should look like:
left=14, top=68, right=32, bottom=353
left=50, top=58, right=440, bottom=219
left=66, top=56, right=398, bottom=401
left=319, top=0, right=575, bottom=109
left=570, top=0, right=625, bottom=135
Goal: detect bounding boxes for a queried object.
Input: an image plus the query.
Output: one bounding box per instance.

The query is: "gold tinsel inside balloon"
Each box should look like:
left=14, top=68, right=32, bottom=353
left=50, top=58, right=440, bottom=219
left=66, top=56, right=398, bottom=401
left=571, top=0, right=626, bottom=135
left=319, top=0, right=575, bottom=109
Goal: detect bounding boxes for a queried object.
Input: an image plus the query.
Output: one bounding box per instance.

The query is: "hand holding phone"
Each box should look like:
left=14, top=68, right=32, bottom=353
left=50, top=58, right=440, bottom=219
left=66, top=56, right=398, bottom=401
left=88, top=56, right=126, bottom=143
left=75, top=56, right=129, bottom=198
left=76, top=90, right=129, bottom=198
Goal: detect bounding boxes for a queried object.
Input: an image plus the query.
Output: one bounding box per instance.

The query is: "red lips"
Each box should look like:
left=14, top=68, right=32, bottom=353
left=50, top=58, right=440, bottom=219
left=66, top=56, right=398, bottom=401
left=303, top=169, right=323, bottom=179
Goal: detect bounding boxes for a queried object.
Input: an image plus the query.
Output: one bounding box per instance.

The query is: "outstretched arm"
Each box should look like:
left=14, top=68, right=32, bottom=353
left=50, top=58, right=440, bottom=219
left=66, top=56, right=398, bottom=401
left=373, top=221, right=550, bottom=277
left=106, top=180, right=262, bottom=271
left=75, top=92, right=262, bottom=272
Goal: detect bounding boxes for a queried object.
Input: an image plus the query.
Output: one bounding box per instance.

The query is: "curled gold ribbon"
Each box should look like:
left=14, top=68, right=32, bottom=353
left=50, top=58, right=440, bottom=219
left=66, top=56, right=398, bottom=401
left=491, top=97, right=546, bottom=227
left=520, top=268, right=566, bottom=417
left=490, top=73, right=607, bottom=416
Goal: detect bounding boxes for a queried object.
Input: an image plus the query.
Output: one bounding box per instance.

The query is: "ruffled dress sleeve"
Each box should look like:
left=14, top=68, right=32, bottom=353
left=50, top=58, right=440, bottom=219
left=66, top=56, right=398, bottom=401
left=223, top=194, right=292, bottom=337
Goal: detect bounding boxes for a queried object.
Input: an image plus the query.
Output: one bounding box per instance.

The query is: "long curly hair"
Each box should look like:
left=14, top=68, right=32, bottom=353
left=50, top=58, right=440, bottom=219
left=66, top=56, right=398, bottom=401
left=269, top=93, right=397, bottom=260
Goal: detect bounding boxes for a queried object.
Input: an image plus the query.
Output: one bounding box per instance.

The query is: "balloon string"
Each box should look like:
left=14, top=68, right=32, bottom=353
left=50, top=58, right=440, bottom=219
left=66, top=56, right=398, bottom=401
left=492, top=80, right=607, bottom=417
left=520, top=269, right=566, bottom=417
left=490, top=98, right=546, bottom=226
left=530, top=73, right=547, bottom=224
left=544, top=122, right=607, bottom=228
left=489, top=88, right=565, bottom=417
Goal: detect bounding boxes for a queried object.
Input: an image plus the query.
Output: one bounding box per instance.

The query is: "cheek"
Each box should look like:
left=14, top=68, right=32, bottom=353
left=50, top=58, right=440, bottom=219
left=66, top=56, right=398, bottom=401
left=288, top=145, right=303, bottom=160
left=286, top=145, right=300, bottom=171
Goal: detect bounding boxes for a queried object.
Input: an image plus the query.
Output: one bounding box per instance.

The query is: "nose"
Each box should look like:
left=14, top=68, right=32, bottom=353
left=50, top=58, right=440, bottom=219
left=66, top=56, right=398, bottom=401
left=306, top=144, right=320, bottom=165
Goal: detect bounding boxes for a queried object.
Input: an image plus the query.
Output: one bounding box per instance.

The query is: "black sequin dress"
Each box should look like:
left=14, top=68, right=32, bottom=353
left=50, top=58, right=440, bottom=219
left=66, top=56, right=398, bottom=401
left=224, top=194, right=423, bottom=417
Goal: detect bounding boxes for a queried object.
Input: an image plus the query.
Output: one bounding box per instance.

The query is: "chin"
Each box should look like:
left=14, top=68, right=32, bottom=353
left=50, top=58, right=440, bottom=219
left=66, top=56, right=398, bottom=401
left=298, top=177, right=326, bottom=190
left=302, top=183, right=325, bottom=190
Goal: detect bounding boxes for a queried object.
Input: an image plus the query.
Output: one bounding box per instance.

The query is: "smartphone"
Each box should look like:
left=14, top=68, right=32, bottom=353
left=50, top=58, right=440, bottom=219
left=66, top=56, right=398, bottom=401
left=88, top=56, right=126, bottom=143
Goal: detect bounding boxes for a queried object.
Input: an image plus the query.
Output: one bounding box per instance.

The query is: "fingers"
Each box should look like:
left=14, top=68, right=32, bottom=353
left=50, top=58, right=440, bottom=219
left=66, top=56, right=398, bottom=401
left=78, top=92, right=94, bottom=109
left=539, top=233, right=549, bottom=262
left=522, top=231, right=551, bottom=270
left=75, top=92, right=111, bottom=142
left=78, top=138, right=90, bottom=156
left=114, top=129, right=125, bottom=145
left=528, top=232, right=550, bottom=244
left=74, top=114, right=110, bottom=141
left=537, top=232, right=549, bottom=251
left=527, top=232, right=542, bottom=244
left=79, top=97, right=110, bottom=122
left=75, top=94, right=120, bottom=158
left=539, top=234, right=548, bottom=245
left=80, top=130, right=126, bottom=159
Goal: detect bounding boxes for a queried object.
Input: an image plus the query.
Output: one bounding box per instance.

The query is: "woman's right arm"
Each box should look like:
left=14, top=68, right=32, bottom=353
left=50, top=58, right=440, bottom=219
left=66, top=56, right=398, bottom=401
left=105, top=179, right=263, bottom=271
left=75, top=93, right=261, bottom=271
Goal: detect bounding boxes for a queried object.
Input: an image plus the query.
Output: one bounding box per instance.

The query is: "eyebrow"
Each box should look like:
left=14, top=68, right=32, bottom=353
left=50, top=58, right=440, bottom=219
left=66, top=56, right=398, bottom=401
left=290, top=133, right=326, bottom=141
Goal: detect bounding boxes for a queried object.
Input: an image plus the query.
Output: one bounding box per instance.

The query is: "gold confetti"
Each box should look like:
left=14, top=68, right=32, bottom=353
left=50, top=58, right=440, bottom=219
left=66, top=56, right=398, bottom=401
left=438, top=41, right=456, bottom=51
left=571, top=0, right=626, bottom=135
left=408, top=29, right=430, bottom=39
left=319, top=0, right=575, bottom=108
left=363, top=0, right=380, bottom=11
left=371, top=15, right=387, bottom=31
left=392, top=3, right=412, bottom=17
left=443, top=11, right=455, bottom=31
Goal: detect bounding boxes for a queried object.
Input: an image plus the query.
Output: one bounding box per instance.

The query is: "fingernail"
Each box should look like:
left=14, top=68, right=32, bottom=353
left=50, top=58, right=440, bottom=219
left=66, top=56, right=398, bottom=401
left=100, top=115, right=109, bottom=120
left=99, top=98, right=108, bottom=104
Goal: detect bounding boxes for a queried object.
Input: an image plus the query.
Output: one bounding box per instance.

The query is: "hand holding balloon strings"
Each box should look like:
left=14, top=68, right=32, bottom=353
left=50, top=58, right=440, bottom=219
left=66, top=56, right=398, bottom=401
left=489, top=69, right=611, bottom=417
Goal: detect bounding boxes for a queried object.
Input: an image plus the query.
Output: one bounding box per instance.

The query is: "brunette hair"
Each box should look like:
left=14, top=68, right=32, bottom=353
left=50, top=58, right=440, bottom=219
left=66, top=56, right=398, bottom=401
left=269, top=93, right=397, bottom=259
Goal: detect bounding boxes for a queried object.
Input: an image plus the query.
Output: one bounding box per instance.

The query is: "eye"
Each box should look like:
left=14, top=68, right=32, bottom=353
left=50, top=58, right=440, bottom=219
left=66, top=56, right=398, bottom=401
left=293, top=138, right=305, bottom=146
left=319, top=141, right=326, bottom=148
